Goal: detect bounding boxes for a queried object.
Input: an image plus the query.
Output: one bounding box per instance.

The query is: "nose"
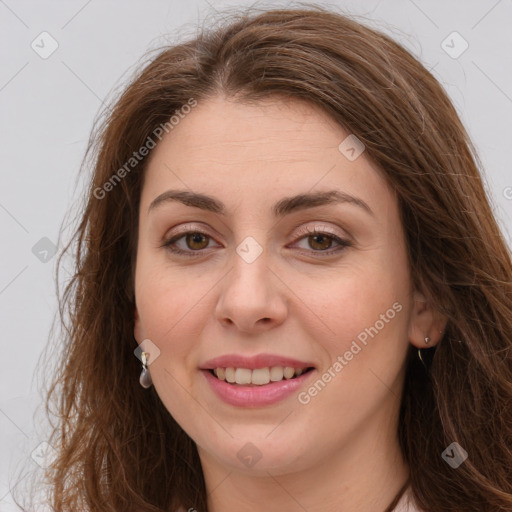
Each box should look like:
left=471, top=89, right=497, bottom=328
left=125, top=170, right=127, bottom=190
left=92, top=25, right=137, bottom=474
left=215, top=246, right=288, bottom=334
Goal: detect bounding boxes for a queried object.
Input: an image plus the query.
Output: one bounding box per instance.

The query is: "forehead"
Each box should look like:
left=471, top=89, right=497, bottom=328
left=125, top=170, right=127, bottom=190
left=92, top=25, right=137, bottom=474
left=149, top=95, right=346, bottom=160
left=141, top=95, right=393, bottom=215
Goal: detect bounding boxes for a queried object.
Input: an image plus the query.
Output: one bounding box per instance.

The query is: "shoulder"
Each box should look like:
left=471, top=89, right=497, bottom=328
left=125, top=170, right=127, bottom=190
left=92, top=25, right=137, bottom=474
left=394, top=485, right=424, bottom=512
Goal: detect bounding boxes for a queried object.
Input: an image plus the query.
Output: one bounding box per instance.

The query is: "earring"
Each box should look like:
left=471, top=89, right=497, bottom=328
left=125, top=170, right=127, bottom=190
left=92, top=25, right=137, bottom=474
left=139, top=351, right=153, bottom=388
left=417, top=336, right=432, bottom=368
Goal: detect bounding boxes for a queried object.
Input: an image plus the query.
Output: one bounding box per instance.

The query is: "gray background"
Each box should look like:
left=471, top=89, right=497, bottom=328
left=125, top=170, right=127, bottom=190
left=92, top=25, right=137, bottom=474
left=1, top=0, right=511, bottom=509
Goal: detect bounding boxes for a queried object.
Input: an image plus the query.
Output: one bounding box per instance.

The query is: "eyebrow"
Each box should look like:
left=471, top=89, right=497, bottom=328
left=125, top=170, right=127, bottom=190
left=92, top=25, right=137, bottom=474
left=148, top=189, right=374, bottom=217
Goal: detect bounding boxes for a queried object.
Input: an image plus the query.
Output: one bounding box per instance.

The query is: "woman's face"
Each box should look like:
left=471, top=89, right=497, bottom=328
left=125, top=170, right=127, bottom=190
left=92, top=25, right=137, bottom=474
left=133, top=95, right=435, bottom=477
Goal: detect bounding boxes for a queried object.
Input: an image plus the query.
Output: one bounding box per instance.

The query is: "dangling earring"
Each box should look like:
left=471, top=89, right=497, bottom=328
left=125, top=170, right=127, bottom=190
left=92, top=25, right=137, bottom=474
left=417, top=336, right=431, bottom=368
left=139, top=351, right=153, bottom=388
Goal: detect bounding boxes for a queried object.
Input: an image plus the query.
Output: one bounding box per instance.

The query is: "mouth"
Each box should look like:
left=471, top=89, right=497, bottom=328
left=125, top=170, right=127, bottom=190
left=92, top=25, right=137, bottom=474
left=208, top=366, right=315, bottom=386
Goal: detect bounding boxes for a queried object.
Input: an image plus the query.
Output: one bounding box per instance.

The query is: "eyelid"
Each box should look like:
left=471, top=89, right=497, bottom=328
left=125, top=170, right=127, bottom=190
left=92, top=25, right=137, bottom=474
left=165, top=222, right=347, bottom=242
left=163, top=222, right=220, bottom=242
left=292, top=223, right=347, bottom=240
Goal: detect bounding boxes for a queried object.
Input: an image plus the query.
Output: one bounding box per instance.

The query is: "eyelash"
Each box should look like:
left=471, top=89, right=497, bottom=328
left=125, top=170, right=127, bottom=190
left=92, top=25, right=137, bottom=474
left=160, top=226, right=351, bottom=258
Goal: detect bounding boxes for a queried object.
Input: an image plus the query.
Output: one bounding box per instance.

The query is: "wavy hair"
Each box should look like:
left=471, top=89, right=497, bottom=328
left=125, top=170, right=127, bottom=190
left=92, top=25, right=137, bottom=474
left=15, top=4, right=512, bottom=511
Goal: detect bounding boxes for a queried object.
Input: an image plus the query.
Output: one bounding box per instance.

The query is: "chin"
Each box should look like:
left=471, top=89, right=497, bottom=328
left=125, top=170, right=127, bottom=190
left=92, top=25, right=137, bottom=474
left=199, top=431, right=315, bottom=475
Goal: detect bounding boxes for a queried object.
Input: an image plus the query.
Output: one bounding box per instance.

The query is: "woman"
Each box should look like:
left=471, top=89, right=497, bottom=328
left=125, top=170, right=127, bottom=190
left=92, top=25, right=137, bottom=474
left=21, top=5, right=512, bottom=512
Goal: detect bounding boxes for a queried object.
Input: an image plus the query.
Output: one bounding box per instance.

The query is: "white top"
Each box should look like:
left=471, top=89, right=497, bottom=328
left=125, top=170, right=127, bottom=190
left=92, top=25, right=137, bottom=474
left=394, top=485, right=422, bottom=511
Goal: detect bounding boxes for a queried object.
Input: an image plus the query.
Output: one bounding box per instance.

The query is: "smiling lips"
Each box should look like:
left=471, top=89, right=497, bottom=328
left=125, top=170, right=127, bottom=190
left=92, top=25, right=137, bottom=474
left=200, top=353, right=316, bottom=406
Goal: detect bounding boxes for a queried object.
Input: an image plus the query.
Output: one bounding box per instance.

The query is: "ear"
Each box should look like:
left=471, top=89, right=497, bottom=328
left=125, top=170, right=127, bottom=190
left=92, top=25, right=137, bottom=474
left=408, top=289, right=448, bottom=348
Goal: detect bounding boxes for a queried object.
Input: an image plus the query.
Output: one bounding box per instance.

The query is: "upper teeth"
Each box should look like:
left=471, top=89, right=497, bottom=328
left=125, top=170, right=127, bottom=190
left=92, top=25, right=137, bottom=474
left=213, top=367, right=306, bottom=385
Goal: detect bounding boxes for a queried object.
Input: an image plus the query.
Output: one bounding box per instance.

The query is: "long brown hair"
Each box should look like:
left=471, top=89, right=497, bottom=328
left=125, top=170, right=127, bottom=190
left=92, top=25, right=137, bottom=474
left=15, top=4, right=512, bottom=511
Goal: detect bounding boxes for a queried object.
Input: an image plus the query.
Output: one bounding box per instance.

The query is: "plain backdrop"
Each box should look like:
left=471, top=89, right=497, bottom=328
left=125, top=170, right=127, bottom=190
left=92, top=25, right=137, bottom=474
left=1, top=0, right=511, bottom=508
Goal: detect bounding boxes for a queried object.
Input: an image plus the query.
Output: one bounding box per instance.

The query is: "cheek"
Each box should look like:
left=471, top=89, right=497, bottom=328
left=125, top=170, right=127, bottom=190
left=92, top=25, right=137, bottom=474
left=134, top=253, right=214, bottom=362
left=296, top=268, right=409, bottom=427
left=295, top=249, right=411, bottom=413
left=299, top=255, right=410, bottom=347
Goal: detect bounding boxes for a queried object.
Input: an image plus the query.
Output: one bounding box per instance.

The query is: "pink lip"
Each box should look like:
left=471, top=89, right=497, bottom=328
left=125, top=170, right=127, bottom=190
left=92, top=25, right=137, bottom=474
left=202, top=368, right=316, bottom=407
left=200, top=353, right=314, bottom=370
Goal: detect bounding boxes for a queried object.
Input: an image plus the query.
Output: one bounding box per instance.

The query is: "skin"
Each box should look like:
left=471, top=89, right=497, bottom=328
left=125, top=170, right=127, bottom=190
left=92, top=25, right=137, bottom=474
left=133, top=95, right=447, bottom=512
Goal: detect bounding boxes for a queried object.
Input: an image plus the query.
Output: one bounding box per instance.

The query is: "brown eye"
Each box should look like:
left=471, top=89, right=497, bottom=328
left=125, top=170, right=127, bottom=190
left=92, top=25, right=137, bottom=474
left=162, top=227, right=350, bottom=259
left=307, top=233, right=334, bottom=251
left=291, top=227, right=351, bottom=257
left=185, top=232, right=210, bottom=250
left=162, top=229, right=219, bottom=256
